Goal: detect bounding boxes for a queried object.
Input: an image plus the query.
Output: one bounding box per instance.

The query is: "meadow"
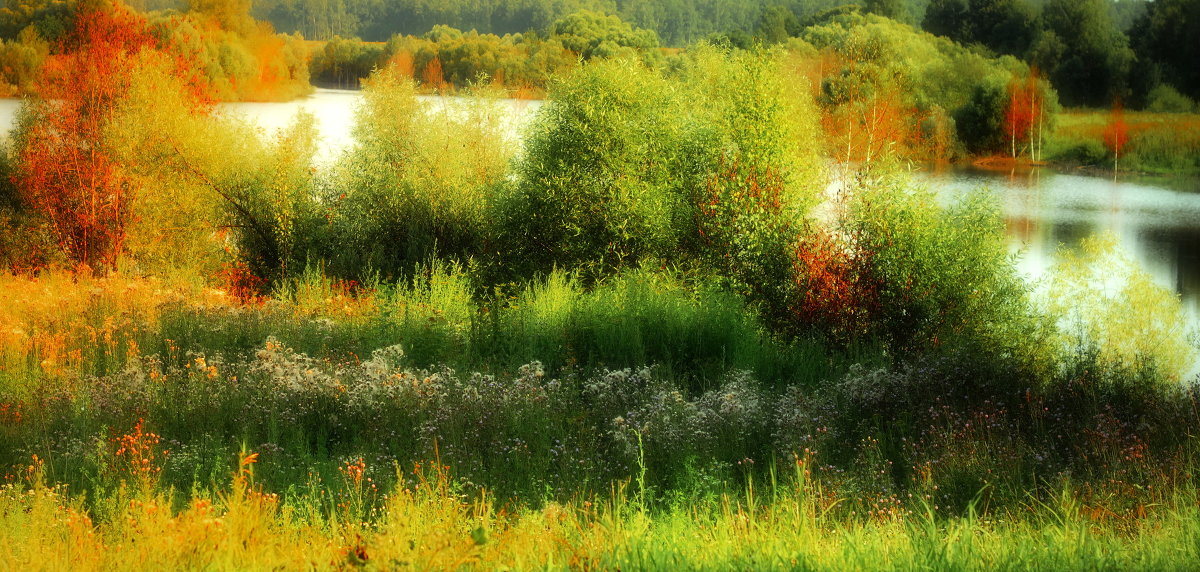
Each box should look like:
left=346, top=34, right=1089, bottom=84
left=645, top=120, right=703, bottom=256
left=1, top=257, right=1198, bottom=569
left=2, top=1, right=1200, bottom=569
left=1046, top=111, right=1200, bottom=175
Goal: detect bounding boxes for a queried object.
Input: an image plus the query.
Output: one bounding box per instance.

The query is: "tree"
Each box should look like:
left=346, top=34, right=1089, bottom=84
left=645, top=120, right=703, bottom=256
left=755, top=5, right=798, bottom=44
left=1131, top=0, right=1200, bottom=102
left=923, top=0, right=1037, bottom=57
left=1103, top=99, right=1129, bottom=172
left=13, top=0, right=212, bottom=273
left=14, top=0, right=157, bottom=272
left=188, top=0, right=255, bottom=35
left=1003, top=70, right=1046, bottom=160
left=1034, top=0, right=1133, bottom=107
left=549, top=10, right=660, bottom=61
left=865, top=0, right=905, bottom=21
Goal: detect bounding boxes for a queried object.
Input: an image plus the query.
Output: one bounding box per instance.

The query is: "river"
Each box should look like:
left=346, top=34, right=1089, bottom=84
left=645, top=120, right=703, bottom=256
left=2, top=89, right=1198, bottom=333
left=928, top=165, right=1200, bottom=325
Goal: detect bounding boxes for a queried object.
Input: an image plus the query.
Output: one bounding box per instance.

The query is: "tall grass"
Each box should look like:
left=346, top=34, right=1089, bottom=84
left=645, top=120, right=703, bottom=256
left=1047, top=111, right=1200, bottom=174
left=2, top=456, right=1197, bottom=571
left=78, top=263, right=837, bottom=389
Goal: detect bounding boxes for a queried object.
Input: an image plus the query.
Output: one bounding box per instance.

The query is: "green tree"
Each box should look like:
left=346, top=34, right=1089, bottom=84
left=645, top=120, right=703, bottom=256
left=1033, top=0, right=1133, bottom=107
left=327, top=68, right=514, bottom=281
left=755, top=5, right=798, bottom=44
left=1131, top=0, right=1200, bottom=102
left=923, top=0, right=1037, bottom=57
left=550, top=10, right=660, bottom=60
left=865, top=0, right=905, bottom=21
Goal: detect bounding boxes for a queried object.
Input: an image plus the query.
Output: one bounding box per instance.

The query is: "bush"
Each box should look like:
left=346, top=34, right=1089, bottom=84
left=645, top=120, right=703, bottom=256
left=321, top=67, right=514, bottom=282
left=1043, top=234, right=1196, bottom=383
left=492, top=58, right=690, bottom=283
left=839, top=175, right=1047, bottom=360
left=1045, top=137, right=1109, bottom=166
left=494, top=48, right=824, bottom=287
left=210, top=114, right=322, bottom=287
left=1145, top=84, right=1197, bottom=113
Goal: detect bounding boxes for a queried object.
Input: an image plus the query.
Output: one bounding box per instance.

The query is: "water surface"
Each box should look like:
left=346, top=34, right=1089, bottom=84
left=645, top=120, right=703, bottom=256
left=925, top=165, right=1200, bottom=326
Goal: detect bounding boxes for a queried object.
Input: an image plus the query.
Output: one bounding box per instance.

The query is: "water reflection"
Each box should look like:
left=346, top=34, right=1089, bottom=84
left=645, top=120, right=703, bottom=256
left=925, top=165, right=1200, bottom=325
left=0, top=89, right=542, bottom=165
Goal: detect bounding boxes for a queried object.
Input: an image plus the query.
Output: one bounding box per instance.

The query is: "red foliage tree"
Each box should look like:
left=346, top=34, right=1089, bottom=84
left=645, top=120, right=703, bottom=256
left=1002, top=69, right=1048, bottom=161
left=820, top=92, right=913, bottom=165
left=15, top=0, right=211, bottom=273
left=422, top=56, right=446, bottom=92
left=1103, top=99, right=1130, bottom=172
left=791, top=226, right=879, bottom=345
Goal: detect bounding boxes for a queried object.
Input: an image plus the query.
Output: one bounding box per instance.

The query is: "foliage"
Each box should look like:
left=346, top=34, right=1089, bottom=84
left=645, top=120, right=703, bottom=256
left=0, top=0, right=310, bottom=101
left=308, top=35, right=385, bottom=89
left=207, top=114, right=320, bottom=286
left=1031, top=0, right=1133, bottom=108
left=1, top=5, right=1198, bottom=567
left=152, top=6, right=311, bottom=102
left=922, top=0, right=1039, bottom=57
left=549, top=9, right=660, bottom=62
left=311, top=68, right=514, bottom=283
left=1044, top=234, right=1196, bottom=383
left=1045, top=110, right=1200, bottom=174
left=1130, top=0, right=1200, bottom=103
left=800, top=11, right=1036, bottom=162
left=307, top=25, right=585, bottom=96
left=249, top=0, right=851, bottom=46
left=0, top=27, right=48, bottom=95
left=494, top=58, right=688, bottom=283
left=1145, top=84, right=1196, bottom=114
left=955, top=71, right=1057, bottom=156
left=833, top=175, right=1047, bottom=362
left=10, top=0, right=204, bottom=273
left=0, top=0, right=73, bottom=43
left=494, top=48, right=823, bottom=288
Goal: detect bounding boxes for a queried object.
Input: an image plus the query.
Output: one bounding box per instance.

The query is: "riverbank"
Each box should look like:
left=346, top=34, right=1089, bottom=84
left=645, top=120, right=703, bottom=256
left=1042, top=110, right=1200, bottom=177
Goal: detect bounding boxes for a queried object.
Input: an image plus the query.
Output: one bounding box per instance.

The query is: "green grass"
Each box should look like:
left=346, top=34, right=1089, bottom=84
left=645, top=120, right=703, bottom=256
left=0, top=263, right=1197, bottom=569
left=2, top=458, right=1198, bottom=570
left=1047, top=110, right=1200, bottom=175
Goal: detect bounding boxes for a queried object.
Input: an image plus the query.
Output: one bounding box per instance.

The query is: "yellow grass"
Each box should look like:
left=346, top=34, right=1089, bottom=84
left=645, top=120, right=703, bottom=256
left=3, top=458, right=1197, bottom=571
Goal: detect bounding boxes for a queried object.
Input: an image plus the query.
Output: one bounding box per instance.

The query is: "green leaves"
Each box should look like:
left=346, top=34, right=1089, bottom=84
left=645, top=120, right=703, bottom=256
left=496, top=48, right=824, bottom=286
left=1044, top=234, right=1196, bottom=382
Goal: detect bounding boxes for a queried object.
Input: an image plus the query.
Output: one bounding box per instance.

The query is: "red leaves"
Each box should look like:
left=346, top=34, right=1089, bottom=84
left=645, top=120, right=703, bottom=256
left=822, top=86, right=915, bottom=164
left=1004, top=70, right=1045, bottom=160
left=15, top=0, right=213, bottom=273
left=1103, top=99, right=1130, bottom=166
left=422, top=56, right=447, bottom=91
left=791, top=226, right=880, bottom=345
left=697, top=157, right=881, bottom=345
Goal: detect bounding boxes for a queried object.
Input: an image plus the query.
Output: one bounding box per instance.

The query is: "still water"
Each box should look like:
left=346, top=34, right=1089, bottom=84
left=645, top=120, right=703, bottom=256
left=926, top=166, right=1200, bottom=325
left=2, top=90, right=1198, bottom=330
left=220, top=89, right=543, bottom=163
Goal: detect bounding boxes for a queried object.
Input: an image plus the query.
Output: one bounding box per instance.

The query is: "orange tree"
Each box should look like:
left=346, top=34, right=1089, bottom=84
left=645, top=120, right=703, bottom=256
left=12, top=0, right=211, bottom=273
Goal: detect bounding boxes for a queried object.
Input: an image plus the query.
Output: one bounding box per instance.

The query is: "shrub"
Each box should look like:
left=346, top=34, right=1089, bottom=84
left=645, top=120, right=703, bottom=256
left=1043, top=234, right=1196, bottom=383
left=1145, top=84, right=1196, bottom=114
left=210, top=114, right=322, bottom=287
left=327, top=67, right=513, bottom=282
left=494, top=48, right=824, bottom=288
left=493, top=58, right=688, bottom=283
left=839, top=175, right=1046, bottom=360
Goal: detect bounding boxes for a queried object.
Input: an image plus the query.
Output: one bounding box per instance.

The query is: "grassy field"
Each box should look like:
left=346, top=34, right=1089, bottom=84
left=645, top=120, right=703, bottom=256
left=4, top=460, right=1199, bottom=570
left=1046, top=110, right=1200, bottom=175
left=1, top=268, right=1198, bottom=570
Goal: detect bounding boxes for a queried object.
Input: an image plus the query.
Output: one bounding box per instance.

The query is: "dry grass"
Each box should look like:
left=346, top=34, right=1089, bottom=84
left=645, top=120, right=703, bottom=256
left=2, top=456, right=1197, bottom=571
